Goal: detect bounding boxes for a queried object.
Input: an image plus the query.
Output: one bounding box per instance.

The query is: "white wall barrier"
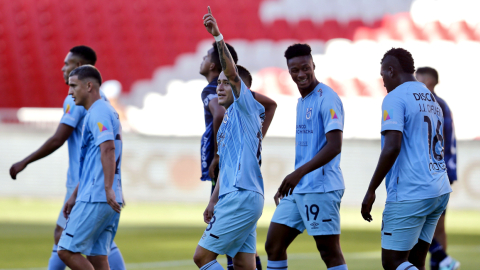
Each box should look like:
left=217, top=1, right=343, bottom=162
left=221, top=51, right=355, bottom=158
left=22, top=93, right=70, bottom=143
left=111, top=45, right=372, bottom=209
left=1, top=128, right=479, bottom=209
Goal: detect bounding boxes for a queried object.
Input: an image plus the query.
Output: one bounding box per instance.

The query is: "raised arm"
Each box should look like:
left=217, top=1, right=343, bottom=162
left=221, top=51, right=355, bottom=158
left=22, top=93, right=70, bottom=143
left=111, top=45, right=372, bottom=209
left=203, top=7, right=241, bottom=97
left=253, top=92, right=277, bottom=137
left=10, top=123, right=73, bottom=180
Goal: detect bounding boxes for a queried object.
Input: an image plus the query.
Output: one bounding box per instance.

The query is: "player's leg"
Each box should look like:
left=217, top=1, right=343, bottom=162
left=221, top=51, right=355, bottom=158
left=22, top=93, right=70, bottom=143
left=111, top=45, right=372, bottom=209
left=381, top=199, right=427, bottom=270
left=87, top=255, right=109, bottom=270
left=265, top=195, right=304, bottom=270
left=416, top=194, right=458, bottom=270
left=381, top=249, right=413, bottom=270
left=296, top=191, right=347, bottom=269
left=313, top=235, right=346, bottom=268
left=232, top=252, right=256, bottom=270
left=49, top=225, right=67, bottom=270
left=433, top=214, right=447, bottom=248
left=193, top=245, right=221, bottom=269
left=57, top=250, right=94, bottom=270
left=49, top=188, right=75, bottom=270
left=108, top=241, right=126, bottom=270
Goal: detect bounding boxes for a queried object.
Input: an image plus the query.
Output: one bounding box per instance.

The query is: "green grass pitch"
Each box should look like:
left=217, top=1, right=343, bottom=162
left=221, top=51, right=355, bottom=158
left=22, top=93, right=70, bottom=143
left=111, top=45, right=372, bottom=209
left=1, top=199, right=479, bottom=269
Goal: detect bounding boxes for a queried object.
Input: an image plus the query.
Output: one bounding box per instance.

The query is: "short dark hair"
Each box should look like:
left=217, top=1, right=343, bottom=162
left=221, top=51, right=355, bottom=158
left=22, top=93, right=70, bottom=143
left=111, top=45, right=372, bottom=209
left=69, top=65, right=102, bottom=85
left=237, top=65, right=252, bottom=88
left=211, top=42, right=238, bottom=73
left=284, top=43, right=312, bottom=60
left=70, top=45, right=97, bottom=65
left=416, top=67, right=439, bottom=83
left=381, top=48, right=415, bottom=74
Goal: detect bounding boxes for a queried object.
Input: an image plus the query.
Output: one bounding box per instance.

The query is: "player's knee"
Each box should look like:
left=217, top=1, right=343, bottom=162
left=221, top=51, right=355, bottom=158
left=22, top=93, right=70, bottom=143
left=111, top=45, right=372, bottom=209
left=265, top=238, right=284, bottom=258
left=57, top=250, right=69, bottom=262
left=193, top=251, right=208, bottom=267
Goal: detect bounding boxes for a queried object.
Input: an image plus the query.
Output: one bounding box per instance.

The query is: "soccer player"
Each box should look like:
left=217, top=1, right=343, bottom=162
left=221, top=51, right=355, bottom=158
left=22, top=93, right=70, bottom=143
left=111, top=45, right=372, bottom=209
left=416, top=67, right=460, bottom=270
left=57, top=65, right=124, bottom=270
left=265, top=43, right=347, bottom=270
left=361, top=48, right=452, bottom=270
left=193, top=7, right=265, bottom=270
left=9, top=46, right=125, bottom=270
left=199, top=46, right=276, bottom=270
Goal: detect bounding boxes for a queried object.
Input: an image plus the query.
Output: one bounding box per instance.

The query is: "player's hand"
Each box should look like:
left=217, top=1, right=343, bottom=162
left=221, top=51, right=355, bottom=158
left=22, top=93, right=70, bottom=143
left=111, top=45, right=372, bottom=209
left=277, top=170, right=303, bottom=197
left=106, top=188, right=121, bottom=213
left=361, top=190, right=376, bottom=222
left=63, top=194, right=76, bottom=218
left=203, top=7, right=221, bottom=37
left=9, top=161, right=27, bottom=180
left=208, top=156, right=219, bottom=179
left=203, top=202, right=215, bottom=224
left=274, top=191, right=283, bottom=206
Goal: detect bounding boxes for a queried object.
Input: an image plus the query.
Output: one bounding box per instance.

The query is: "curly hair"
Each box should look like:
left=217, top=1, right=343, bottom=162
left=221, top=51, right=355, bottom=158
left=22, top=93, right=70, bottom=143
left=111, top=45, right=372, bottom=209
left=381, top=48, right=415, bottom=73
left=284, top=43, right=312, bottom=60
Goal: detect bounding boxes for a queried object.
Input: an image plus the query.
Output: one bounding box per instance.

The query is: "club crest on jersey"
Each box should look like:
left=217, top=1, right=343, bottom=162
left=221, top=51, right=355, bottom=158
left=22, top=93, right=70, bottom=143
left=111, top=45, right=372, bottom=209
left=306, top=108, right=313, bottom=119
left=223, top=112, right=229, bottom=123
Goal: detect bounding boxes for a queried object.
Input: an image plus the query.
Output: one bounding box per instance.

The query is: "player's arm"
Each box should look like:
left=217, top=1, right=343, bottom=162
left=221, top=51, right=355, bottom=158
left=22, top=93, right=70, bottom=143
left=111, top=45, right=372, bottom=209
left=254, top=92, right=277, bottom=137
left=203, top=7, right=241, bottom=97
left=277, top=130, right=342, bottom=197
left=204, top=175, right=220, bottom=224
left=100, top=140, right=121, bottom=213
left=9, top=123, right=74, bottom=180
left=361, top=130, right=402, bottom=222
left=208, top=98, right=226, bottom=178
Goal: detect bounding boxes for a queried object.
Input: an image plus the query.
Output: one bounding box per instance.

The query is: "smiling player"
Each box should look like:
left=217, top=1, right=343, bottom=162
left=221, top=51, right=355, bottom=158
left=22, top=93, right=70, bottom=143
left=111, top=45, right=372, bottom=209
left=264, top=43, right=347, bottom=270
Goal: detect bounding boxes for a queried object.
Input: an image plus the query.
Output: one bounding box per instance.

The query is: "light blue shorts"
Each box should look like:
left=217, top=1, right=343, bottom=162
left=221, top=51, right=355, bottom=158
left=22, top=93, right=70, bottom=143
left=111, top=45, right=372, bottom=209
left=198, top=190, right=264, bottom=258
left=58, top=201, right=121, bottom=256
left=56, top=186, right=76, bottom=228
left=381, top=193, right=450, bottom=251
left=271, top=190, right=344, bottom=236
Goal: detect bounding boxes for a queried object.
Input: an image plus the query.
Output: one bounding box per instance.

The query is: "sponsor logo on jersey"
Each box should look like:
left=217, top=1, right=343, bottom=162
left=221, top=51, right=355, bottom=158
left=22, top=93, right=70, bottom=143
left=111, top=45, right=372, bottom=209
left=65, top=104, right=73, bottom=114
left=330, top=109, right=338, bottom=119
left=310, top=222, right=319, bottom=229
left=97, top=122, right=108, bottom=132
left=223, top=112, right=229, bottom=123
left=306, top=108, right=312, bottom=119
left=383, top=110, right=391, bottom=121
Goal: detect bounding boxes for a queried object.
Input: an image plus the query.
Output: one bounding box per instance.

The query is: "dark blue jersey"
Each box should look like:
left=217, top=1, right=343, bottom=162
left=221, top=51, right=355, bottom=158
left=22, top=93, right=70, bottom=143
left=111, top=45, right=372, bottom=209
left=200, top=77, right=218, bottom=181
left=435, top=94, right=457, bottom=182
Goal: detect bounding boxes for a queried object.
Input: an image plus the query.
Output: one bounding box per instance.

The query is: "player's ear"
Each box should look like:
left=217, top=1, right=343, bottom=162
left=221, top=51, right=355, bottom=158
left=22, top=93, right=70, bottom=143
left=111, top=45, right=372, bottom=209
left=313, top=62, right=316, bottom=70
left=209, top=63, right=216, bottom=71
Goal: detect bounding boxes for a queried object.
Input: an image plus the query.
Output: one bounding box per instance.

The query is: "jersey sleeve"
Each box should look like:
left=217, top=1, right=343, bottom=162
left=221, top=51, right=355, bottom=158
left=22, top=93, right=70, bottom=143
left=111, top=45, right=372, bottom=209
left=320, top=94, right=344, bottom=133
left=233, top=79, right=258, bottom=115
left=60, top=97, right=84, bottom=128
left=381, top=93, right=405, bottom=133
left=90, top=109, right=115, bottom=146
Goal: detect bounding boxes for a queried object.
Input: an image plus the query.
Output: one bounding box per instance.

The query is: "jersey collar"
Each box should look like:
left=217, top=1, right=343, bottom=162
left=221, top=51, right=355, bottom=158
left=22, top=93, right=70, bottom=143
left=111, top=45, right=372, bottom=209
left=301, top=83, right=322, bottom=101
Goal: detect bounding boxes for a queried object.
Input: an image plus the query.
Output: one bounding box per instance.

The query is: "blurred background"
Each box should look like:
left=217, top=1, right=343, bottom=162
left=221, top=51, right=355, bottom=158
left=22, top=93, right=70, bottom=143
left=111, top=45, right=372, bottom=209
left=0, top=0, right=479, bottom=269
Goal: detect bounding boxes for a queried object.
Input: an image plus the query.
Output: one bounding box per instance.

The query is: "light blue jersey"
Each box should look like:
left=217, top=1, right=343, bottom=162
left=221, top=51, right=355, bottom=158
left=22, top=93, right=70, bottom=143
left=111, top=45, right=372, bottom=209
left=294, top=83, right=345, bottom=194
left=217, top=80, right=265, bottom=197
left=60, top=93, right=107, bottom=188
left=78, top=98, right=123, bottom=203
left=381, top=81, right=452, bottom=202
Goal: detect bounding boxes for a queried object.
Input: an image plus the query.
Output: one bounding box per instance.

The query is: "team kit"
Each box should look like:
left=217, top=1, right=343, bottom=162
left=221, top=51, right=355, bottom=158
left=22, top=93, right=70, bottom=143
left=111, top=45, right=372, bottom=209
left=9, top=7, right=459, bottom=270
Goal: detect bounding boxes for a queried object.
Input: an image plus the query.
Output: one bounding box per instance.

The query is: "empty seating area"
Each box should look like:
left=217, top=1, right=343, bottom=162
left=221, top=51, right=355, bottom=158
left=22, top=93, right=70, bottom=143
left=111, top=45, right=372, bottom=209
left=0, top=0, right=479, bottom=108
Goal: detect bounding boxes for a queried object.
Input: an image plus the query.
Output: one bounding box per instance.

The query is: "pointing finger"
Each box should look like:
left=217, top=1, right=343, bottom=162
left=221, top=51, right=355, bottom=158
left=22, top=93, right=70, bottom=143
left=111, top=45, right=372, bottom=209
left=208, top=6, right=211, bottom=14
